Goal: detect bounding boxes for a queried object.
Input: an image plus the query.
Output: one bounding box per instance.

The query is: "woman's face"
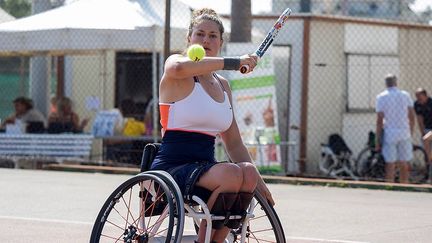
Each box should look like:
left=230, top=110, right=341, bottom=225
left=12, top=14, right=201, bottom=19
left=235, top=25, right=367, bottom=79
left=189, top=19, right=222, bottom=57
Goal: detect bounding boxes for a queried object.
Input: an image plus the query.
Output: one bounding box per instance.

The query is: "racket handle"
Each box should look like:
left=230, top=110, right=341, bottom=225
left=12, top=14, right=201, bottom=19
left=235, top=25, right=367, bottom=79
left=240, top=65, right=250, bottom=74
left=240, top=56, right=260, bottom=74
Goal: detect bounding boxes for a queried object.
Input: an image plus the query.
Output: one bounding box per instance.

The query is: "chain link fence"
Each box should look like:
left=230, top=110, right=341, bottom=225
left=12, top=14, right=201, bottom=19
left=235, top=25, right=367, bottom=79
left=0, top=0, right=431, bottom=183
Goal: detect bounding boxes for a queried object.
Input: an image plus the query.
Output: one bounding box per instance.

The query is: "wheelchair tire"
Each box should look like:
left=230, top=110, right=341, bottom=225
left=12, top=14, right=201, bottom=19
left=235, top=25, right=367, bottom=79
left=239, top=191, right=286, bottom=243
left=144, top=170, right=185, bottom=243
left=90, top=173, right=179, bottom=243
left=356, top=147, right=385, bottom=180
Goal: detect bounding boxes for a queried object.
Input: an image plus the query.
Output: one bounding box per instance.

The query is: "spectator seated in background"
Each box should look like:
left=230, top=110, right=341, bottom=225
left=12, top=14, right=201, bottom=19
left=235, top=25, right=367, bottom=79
left=0, top=97, right=47, bottom=133
left=104, top=99, right=147, bottom=165
left=47, top=97, right=89, bottom=133
left=49, top=95, right=58, bottom=114
left=117, top=99, right=147, bottom=137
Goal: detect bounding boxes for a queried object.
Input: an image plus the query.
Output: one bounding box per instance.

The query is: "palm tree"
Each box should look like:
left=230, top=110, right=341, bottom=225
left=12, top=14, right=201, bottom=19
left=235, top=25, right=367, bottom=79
left=230, top=0, right=251, bottom=42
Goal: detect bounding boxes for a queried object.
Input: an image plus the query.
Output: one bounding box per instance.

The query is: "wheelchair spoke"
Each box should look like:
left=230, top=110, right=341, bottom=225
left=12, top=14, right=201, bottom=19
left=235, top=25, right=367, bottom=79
left=248, top=235, right=276, bottom=243
left=249, top=214, right=267, bottom=221
left=100, top=233, right=122, bottom=241
left=122, top=185, right=135, bottom=229
left=249, top=227, right=275, bottom=234
left=215, top=192, right=285, bottom=243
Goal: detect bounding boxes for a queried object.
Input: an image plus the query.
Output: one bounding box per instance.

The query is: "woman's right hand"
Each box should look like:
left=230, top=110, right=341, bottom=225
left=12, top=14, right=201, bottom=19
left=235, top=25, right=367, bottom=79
left=239, top=54, right=259, bottom=74
left=256, top=178, right=275, bottom=206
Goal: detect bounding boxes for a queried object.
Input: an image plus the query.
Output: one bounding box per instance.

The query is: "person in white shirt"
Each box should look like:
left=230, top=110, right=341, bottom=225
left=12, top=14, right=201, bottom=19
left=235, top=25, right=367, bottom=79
left=0, top=97, right=47, bottom=130
left=375, top=74, right=415, bottom=183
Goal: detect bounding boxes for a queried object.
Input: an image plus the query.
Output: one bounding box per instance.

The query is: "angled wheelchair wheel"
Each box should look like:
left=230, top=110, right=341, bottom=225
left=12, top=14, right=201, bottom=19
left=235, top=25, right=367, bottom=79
left=192, top=191, right=285, bottom=243
left=90, top=173, right=183, bottom=243
left=227, top=191, right=285, bottom=243
left=357, top=147, right=385, bottom=181
left=144, top=170, right=185, bottom=242
left=319, top=153, right=337, bottom=177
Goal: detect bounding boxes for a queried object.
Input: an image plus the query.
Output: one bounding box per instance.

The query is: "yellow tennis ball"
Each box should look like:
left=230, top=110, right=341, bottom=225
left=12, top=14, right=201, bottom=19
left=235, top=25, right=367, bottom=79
left=187, top=44, right=205, bottom=62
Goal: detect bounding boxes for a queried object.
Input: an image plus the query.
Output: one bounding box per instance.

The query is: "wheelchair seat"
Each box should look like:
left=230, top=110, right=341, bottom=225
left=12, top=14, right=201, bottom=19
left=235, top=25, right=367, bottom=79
left=319, top=134, right=358, bottom=180
left=328, top=133, right=352, bottom=157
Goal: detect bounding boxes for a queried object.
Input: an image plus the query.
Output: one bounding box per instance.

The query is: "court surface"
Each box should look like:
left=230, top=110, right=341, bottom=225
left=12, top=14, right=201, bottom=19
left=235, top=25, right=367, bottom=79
left=0, top=168, right=431, bottom=242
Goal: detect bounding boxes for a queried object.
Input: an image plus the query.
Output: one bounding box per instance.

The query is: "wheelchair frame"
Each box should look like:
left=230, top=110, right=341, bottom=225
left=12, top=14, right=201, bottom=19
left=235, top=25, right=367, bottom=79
left=319, top=144, right=358, bottom=180
left=90, top=143, right=285, bottom=243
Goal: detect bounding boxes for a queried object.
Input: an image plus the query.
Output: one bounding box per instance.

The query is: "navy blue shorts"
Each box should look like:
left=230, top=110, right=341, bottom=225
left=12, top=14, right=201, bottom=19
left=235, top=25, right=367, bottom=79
left=152, top=161, right=219, bottom=200
left=150, top=131, right=221, bottom=201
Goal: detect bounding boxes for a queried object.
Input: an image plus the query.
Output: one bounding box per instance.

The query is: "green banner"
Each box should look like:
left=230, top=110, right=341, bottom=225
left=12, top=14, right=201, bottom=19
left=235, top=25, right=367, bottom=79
left=230, top=75, right=275, bottom=90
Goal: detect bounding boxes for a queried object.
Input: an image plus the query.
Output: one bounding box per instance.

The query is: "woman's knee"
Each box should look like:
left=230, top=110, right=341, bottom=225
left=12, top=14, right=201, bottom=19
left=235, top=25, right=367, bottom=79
left=224, top=164, right=244, bottom=183
left=213, top=163, right=243, bottom=189
left=237, top=162, right=259, bottom=189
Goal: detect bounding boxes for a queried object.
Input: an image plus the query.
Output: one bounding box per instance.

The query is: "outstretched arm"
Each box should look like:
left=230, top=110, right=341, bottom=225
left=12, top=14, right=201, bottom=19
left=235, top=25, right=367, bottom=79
left=163, top=54, right=258, bottom=80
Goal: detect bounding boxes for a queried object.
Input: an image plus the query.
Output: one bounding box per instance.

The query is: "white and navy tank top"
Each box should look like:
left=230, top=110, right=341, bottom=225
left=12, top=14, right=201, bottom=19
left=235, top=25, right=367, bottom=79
left=159, top=74, right=233, bottom=137
left=152, top=74, right=233, bottom=167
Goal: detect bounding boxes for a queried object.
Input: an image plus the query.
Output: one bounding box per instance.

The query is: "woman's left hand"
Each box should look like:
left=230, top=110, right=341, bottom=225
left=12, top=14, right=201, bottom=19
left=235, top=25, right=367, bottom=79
left=256, top=178, right=275, bottom=206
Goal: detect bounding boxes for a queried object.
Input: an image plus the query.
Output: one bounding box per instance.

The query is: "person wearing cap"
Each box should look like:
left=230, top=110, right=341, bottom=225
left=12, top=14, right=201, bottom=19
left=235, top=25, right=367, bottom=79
left=375, top=74, right=415, bottom=183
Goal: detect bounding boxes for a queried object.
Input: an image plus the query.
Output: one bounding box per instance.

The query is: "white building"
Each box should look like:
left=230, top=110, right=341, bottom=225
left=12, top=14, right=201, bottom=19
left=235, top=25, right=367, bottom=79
left=253, top=13, right=432, bottom=173
left=0, top=6, right=14, bottom=23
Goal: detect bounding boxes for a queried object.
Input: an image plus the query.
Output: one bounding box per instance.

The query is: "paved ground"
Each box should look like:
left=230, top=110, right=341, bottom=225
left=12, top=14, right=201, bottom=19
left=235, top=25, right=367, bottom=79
left=0, top=168, right=431, bottom=243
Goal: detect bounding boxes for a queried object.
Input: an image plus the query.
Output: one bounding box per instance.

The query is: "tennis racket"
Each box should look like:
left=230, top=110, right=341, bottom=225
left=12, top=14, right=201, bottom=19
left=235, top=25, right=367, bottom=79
left=240, top=8, right=292, bottom=74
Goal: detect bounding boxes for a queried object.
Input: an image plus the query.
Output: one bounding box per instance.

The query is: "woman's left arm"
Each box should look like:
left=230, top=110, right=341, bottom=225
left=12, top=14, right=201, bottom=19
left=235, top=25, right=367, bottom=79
left=219, top=77, right=275, bottom=205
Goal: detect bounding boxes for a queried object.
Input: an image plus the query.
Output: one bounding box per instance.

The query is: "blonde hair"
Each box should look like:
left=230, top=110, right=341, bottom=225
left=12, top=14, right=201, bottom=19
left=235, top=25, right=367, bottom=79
left=187, top=8, right=224, bottom=42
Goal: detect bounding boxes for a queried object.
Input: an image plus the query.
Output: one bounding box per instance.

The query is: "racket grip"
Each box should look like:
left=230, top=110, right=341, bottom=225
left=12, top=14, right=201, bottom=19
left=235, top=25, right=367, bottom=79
left=240, top=65, right=250, bottom=74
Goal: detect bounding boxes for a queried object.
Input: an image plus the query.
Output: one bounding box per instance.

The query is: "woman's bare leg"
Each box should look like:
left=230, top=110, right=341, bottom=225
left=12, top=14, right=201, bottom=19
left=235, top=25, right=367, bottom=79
left=209, top=163, right=260, bottom=242
left=194, top=163, right=243, bottom=242
left=236, top=162, right=260, bottom=192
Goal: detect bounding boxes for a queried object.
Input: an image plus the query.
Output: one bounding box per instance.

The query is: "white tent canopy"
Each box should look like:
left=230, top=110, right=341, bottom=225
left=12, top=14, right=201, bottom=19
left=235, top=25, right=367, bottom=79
left=0, top=0, right=192, bottom=56
left=0, top=6, right=15, bottom=23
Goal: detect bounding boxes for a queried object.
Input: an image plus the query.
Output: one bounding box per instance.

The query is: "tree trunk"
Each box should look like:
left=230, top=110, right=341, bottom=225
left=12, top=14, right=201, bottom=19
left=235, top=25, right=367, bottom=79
left=230, top=0, right=251, bottom=42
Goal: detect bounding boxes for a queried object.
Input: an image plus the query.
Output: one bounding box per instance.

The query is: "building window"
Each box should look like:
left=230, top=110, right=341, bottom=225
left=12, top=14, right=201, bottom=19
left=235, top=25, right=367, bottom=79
left=346, top=54, right=399, bottom=111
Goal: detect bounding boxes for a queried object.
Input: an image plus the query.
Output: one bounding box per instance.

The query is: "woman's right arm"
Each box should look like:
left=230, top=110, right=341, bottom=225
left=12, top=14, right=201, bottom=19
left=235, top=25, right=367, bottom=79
left=164, top=54, right=224, bottom=79
left=163, top=54, right=258, bottom=80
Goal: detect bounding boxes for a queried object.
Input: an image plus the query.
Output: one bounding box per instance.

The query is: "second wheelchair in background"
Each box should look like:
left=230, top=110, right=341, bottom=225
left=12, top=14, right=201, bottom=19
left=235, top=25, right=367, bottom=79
left=320, top=132, right=429, bottom=183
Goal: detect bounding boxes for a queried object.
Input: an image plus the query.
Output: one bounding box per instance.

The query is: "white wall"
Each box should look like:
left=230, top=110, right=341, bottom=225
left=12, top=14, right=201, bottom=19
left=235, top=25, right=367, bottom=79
left=344, top=24, right=398, bottom=54
left=307, top=20, right=346, bottom=172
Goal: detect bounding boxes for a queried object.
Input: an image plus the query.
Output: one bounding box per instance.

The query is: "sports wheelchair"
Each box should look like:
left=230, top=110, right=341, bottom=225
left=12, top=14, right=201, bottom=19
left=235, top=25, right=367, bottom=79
left=319, top=134, right=358, bottom=180
left=90, top=143, right=286, bottom=243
